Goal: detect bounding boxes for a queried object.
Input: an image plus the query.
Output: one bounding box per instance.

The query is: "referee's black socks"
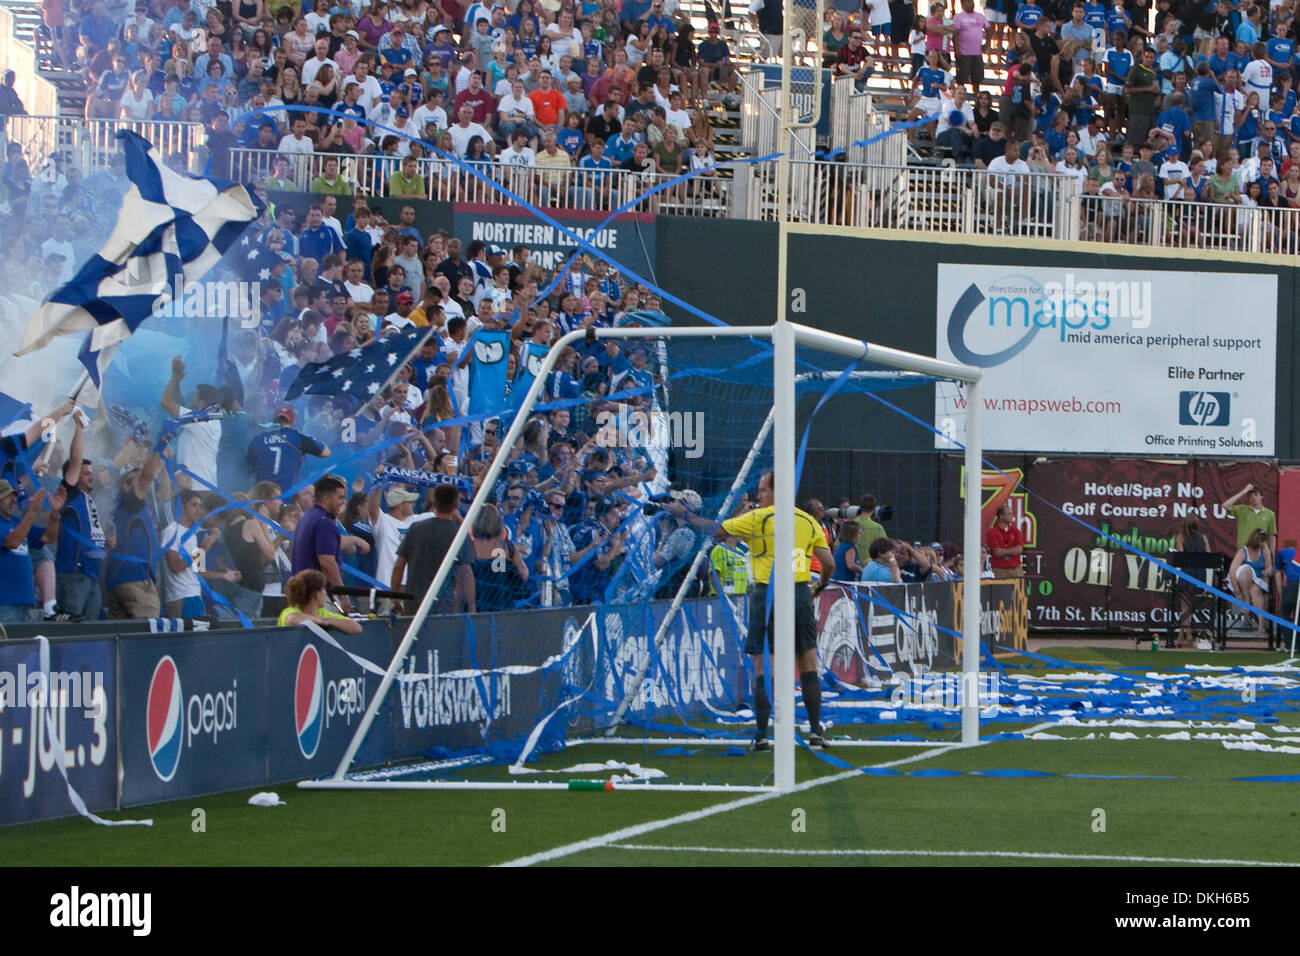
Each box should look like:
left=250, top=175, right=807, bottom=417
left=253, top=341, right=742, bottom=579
left=800, top=671, right=823, bottom=735
left=753, top=678, right=770, bottom=741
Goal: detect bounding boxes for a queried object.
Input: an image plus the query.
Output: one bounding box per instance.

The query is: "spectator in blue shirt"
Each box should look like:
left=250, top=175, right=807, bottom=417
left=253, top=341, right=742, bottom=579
left=860, top=537, right=902, bottom=584
left=298, top=203, right=344, bottom=261
left=0, top=479, right=57, bottom=623
left=290, top=474, right=353, bottom=612
left=78, top=1, right=118, bottom=53
left=247, top=405, right=331, bottom=491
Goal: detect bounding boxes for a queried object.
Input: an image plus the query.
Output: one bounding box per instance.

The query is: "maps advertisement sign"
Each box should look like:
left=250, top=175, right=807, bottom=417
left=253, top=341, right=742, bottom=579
left=934, top=265, right=1277, bottom=456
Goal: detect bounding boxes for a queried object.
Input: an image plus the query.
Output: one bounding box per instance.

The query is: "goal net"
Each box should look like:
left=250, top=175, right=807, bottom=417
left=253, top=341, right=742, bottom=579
left=301, top=323, right=988, bottom=794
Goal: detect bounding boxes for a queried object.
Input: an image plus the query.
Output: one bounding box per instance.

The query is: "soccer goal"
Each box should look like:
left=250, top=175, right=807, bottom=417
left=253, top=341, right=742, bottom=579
left=299, top=321, right=984, bottom=795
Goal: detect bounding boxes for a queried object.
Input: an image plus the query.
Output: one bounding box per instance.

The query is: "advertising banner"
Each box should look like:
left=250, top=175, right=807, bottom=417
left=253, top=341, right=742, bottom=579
left=934, top=264, right=1277, bottom=456
left=266, top=625, right=395, bottom=781
left=119, top=634, right=270, bottom=807
left=0, top=638, right=117, bottom=826
left=815, top=580, right=1027, bottom=685
left=939, top=457, right=1278, bottom=630
left=453, top=204, right=655, bottom=278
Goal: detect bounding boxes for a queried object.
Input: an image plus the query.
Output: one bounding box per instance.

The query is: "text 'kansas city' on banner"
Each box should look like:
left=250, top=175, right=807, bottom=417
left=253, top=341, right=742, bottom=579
left=933, top=264, right=1277, bottom=456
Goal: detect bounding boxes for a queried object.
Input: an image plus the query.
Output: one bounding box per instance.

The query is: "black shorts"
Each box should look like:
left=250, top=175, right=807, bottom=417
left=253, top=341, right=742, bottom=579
left=745, top=581, right=818, bottom=656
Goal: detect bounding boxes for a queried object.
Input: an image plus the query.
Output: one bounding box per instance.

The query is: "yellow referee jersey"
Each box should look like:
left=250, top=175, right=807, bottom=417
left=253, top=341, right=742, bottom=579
left=720, top=506, right=822, bottom=585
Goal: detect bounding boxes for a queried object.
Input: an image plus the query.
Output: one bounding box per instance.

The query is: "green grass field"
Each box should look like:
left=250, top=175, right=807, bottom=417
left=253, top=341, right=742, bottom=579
left=7, top=646, right=1300, bottom=867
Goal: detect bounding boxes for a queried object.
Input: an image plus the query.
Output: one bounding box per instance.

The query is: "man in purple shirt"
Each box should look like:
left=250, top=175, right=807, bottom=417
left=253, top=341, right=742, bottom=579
left=951, top=0, right=991, bottom=91
left=291, top=474, right=351, bottom=612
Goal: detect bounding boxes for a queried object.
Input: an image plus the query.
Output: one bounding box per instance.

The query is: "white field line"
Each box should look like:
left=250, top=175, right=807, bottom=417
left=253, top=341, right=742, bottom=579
left=494, top=721, right=1059, bottom=867
left=604, top=846, right=1300, bottom=867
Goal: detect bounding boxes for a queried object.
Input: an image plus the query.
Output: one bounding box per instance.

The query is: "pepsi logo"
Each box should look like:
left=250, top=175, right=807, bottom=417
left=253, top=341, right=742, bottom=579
left=295, top=645, right=324, bottom=759
left=146, top=656, right=184, bottom=782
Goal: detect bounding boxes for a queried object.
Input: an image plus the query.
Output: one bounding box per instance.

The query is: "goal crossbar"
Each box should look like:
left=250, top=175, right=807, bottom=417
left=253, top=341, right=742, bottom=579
left=310, top=322, right=983, bottom=793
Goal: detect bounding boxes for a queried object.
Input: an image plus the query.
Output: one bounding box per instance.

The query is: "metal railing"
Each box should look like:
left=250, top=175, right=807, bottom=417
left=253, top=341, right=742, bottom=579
left=829, top=75, right=902, bottom=166
left=1081, top=195, right=1300, bottom=256
left=5, top=115, right=203, bottom=175
left=739, top=67, right=816, bottom=161
left=740, top=160, right=1083, bottom=236
left=0, top=7, right=58, bottom=119
left=230, top=148, right=734, bottom=218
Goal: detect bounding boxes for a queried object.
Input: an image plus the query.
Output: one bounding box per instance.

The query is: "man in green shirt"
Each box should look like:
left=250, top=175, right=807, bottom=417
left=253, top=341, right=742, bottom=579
left=264, top=155, right=296, bottom=192
left=1124, top=46, right=1160, bottom=147
left=387, top=154, right=427, bottom=198
left=1222, top=483, right=1276, bottom=552
left=310, top=155, right=352, bottom=195
left=854, top=493, right=886, bottom=545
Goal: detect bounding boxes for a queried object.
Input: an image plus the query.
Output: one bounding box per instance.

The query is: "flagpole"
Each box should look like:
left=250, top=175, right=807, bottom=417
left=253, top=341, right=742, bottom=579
left=66, top=371, right=91, bottom=401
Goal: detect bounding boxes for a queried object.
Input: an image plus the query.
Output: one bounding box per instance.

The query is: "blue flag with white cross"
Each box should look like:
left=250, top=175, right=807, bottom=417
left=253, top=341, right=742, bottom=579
left=17, top=130, right=261, bottom=385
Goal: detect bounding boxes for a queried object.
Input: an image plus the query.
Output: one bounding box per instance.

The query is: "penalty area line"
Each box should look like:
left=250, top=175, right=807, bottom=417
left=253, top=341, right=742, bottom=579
left=604, top=846, right=1300, bottom=867
left=494, top=722, right=1059, bottom=867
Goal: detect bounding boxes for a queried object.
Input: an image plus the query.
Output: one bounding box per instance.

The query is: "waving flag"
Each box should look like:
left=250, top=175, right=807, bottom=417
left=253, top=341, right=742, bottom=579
left=466, top=328, right=512, bottom=418
left=512, top=340, right=550, bottom=410
left=285, top=327, right=433, bottom=402
left=17, top=131, right=261, bottom=377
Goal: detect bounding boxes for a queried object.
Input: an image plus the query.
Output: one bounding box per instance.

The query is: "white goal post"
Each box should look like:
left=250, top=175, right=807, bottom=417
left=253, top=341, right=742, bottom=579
left=300, top=320, right=983, bottom=794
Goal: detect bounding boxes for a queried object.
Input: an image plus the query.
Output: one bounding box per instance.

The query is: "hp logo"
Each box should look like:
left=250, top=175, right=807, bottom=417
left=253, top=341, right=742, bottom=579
left=1178, top=391, right=1230, bottom=427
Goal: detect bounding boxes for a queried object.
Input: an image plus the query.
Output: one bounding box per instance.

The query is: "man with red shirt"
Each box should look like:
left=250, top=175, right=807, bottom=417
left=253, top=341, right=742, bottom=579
left=986, top=504, right=1024, bottom=579
left=453, top=70, right=496, bottom=127
left=529, top=70, right=567, bottom=130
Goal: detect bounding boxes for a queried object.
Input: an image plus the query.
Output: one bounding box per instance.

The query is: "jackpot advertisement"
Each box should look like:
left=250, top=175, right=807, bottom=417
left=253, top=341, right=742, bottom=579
left=940, top=457, right=1278, bottom=630
left=934, top=264, right=1277, bottom=456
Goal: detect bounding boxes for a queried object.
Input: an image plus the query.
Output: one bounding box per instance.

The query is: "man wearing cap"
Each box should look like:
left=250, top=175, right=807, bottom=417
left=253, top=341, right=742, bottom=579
left=423, top=25, right=458, bottom=71
left=246, top=406, right=331, bottom=492
left=379, top=16, right=421, bottom=69
left=0, top=480, right=61, bottom=624
left=371, top=484, right=434, bottom=601
left=385, top=289, right=420, bottom=330
left=698, top=22, right=736, bottom=92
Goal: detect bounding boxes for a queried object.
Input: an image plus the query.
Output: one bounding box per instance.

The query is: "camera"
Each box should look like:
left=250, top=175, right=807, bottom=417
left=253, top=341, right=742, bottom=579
left=825, top=505, right=860, bottom=519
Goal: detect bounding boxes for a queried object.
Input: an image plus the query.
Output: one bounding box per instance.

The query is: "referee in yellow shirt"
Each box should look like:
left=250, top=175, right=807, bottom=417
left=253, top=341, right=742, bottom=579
left=717, top=470, right=833, bottom=750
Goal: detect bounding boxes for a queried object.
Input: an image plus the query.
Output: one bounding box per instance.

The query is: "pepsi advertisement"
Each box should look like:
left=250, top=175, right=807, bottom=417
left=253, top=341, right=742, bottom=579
left=119, top=634, right=270, bottom=807
left=267, top=626, right=394, bottom=778
left=0, top=638, right=118, bottom=825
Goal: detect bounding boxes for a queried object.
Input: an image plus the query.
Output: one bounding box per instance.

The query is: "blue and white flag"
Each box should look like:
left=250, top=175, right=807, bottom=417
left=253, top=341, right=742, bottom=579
left=285, top=327, right=433, bottom=402
left=512, top=340, right=550, bottom=410
left=18, top=131, right=261, bottom=376
left=466, top=327, right=511, bottom=417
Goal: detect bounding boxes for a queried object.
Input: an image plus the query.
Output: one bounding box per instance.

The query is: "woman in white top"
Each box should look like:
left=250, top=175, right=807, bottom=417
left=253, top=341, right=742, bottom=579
left=1056, top=145, right=1088, bottom=185
left=119, top=71, right=155, bottom=121
left=626, top=21, right=650, bottom=67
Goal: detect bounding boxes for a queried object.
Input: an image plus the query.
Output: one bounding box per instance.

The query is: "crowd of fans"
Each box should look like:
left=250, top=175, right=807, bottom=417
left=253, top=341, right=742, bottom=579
left=30, top=0, right=738, bottom=194
left=826, top=0, right=1300, bottom=241
left=0, top=163, right=779, bottom=623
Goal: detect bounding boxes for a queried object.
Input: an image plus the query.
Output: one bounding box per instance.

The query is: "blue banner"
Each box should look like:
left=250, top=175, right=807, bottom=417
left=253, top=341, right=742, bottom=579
left=119, top=633, right=270, bottom=807
left=0, top=638, right=118, bottom=825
